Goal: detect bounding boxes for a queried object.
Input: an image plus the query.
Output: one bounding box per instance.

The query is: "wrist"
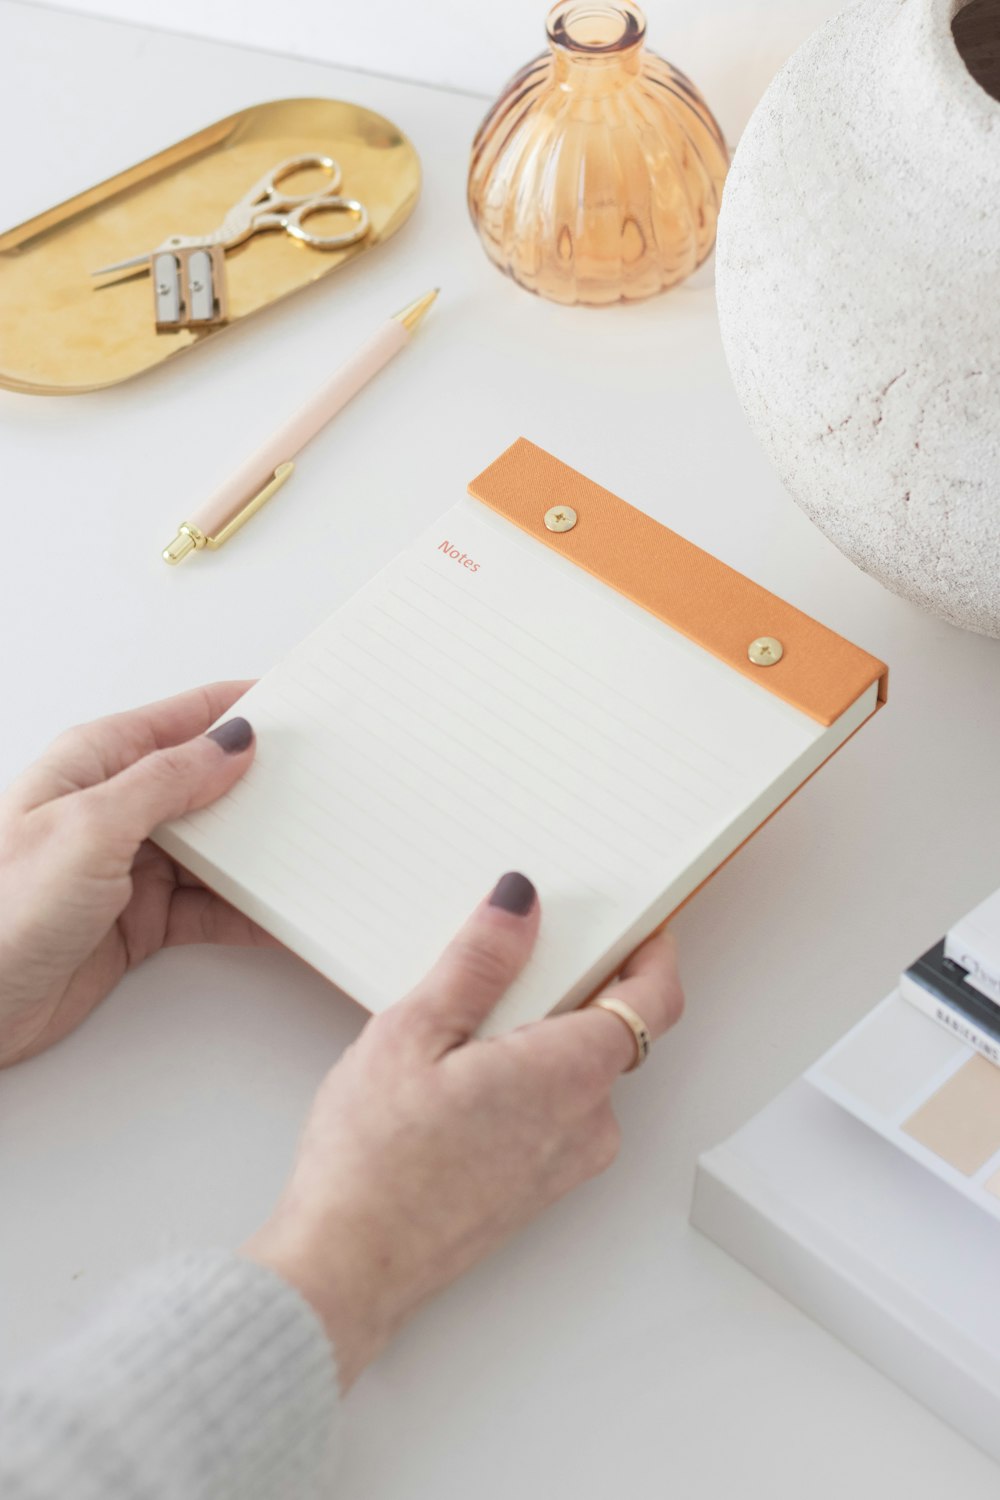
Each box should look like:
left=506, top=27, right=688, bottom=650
left=241, top=1216, right=401, bottom=1391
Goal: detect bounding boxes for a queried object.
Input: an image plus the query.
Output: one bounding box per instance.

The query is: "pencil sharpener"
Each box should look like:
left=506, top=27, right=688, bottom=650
left=152, top=245, right=229, bottom=330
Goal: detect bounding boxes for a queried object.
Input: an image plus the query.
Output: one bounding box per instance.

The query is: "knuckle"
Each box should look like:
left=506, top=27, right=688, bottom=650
left=49, top=794, right=125, bottom=869
left=41, top=724, right=94, bottom=784
left=146, top=745, right=191, bottom=785
left=368, top=1002, right=420, bottom=1057
left=48, top=722, right=90, bottom=758
left=62, top=793, right=106, bottom=845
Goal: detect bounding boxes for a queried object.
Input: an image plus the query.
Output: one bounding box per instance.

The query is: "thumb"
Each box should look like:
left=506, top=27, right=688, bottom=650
left=399, top=872, right=540, bottom=1053
left=81, top=715, right=255, bottom=849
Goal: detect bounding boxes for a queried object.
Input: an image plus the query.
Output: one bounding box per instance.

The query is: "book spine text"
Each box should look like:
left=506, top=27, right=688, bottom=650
left=899, top=974, right=1000, bottom=1069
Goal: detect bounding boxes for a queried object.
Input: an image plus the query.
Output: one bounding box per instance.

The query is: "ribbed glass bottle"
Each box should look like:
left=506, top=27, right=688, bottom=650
left=468, top=1, right=729, bottom=305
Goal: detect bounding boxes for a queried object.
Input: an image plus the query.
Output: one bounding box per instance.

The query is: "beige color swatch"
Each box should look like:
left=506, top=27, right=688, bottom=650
left=903, top=1056, right=1000, bottom=1175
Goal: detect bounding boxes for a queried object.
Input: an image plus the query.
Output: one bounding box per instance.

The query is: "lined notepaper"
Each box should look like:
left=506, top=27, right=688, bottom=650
left=155, top=498, right=876, bottom=1033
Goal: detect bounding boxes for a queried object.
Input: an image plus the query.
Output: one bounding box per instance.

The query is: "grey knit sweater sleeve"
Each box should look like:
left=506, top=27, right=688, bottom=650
left=0, top=1250, right=341, bottom=1500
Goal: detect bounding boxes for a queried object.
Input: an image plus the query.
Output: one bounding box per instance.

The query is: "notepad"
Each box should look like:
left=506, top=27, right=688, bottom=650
left=154, top=440, right=887, bottom=1035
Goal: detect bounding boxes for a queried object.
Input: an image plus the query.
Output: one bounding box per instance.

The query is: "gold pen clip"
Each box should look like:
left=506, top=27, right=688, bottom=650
left=162, top=462, right=295, bottom=565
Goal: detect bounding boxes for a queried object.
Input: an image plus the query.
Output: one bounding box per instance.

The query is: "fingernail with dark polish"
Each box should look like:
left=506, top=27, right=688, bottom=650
left=206, top=716, right=254, bottom=754
left=489, top=871, right=536, bottom=916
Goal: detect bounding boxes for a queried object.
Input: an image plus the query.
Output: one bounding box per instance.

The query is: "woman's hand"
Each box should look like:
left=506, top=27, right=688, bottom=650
left=0, top=683, right=268, bottom=1067
left=245, top=875, right=683, bottom=1390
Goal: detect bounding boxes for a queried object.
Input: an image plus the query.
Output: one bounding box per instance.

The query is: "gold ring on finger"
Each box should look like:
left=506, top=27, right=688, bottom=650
left=588, top=996, right=652, bottom=1073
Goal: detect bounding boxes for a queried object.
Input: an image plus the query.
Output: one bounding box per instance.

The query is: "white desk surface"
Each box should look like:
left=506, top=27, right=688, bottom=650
left=2, top=6, right=999, bottom=1496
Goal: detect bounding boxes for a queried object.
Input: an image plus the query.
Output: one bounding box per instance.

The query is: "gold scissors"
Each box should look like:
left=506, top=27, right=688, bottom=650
left=91, top=153, right=370, bottom=329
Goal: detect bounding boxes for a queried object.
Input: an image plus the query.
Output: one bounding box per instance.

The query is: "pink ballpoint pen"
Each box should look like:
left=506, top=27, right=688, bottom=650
left=162, top=289, right=438, bottom=564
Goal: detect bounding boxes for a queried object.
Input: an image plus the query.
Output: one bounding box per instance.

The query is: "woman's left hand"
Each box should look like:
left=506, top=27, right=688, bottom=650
left=0, top=682, right=269, bottom=1068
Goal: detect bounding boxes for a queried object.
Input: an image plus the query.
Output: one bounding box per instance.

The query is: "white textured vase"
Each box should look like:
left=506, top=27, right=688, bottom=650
left=716, top=0, right=1000, bottom=636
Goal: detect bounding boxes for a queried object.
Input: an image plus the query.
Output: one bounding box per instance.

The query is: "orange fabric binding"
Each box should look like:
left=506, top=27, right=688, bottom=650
left=468, top=438, right=888, bottom=727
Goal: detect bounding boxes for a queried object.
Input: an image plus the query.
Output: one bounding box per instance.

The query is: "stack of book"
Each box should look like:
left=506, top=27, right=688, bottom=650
left=901, top=887, right=1000, bottom=1064
left=693, top=883, right=1000, bottom=1463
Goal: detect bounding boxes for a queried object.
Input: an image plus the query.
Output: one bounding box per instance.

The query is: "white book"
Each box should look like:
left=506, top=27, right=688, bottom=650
left=154, top=440, right=886, bottom=1034
left=899, top=966, right=1000, bottom=1070
left=693, top=1073, right=1000, bottom=1467
left=946, top=886, right=1000, bottom=1006
left=695, top=989, right=1000, bottom=1463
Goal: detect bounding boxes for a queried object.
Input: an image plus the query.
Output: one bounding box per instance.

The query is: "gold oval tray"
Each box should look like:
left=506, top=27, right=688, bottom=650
left=0, top=97, right=421, bottom=395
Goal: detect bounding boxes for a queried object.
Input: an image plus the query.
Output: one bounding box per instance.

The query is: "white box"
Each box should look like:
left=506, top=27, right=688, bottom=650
left=692, top=1077, right=1000, bottom=1463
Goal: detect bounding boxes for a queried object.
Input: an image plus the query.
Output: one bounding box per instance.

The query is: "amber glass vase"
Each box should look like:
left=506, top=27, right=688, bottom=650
left=468, top=1, right=729, bottom=306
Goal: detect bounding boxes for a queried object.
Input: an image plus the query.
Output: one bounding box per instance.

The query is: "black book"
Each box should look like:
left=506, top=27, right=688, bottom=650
left=900, top=938, right=1000, bottom=1066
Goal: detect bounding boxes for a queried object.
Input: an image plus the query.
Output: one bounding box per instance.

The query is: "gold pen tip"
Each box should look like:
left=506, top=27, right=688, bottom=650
left=394, top=288, right=439, bottom=333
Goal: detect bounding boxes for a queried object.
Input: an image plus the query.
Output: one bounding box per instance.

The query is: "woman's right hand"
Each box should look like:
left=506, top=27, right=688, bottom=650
left=244, top=874, right=683, bottom=1390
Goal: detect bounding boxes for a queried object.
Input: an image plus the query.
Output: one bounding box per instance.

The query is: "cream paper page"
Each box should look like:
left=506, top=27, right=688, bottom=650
left=155, top=498, right=875, bottom=1034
